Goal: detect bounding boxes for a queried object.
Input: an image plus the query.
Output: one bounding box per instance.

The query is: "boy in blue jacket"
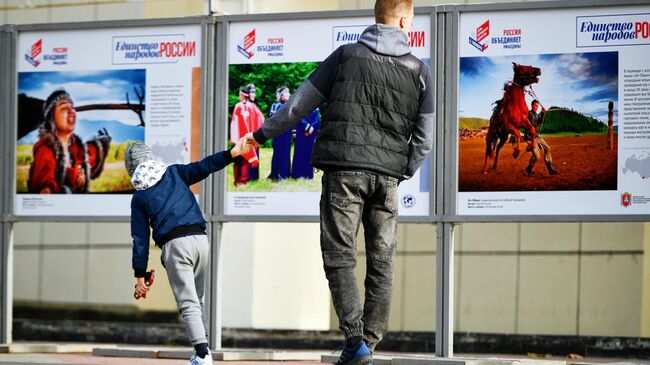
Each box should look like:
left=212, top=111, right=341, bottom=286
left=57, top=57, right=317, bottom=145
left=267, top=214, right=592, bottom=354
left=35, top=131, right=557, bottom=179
left=125, top=139, right=249, bottom=365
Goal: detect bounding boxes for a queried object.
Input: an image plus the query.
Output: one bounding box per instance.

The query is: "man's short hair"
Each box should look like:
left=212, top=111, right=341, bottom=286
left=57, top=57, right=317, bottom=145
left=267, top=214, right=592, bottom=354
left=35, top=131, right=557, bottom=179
left=374, top=0, right=413, bottom=24
left=531, top=99, right=539, bottom=107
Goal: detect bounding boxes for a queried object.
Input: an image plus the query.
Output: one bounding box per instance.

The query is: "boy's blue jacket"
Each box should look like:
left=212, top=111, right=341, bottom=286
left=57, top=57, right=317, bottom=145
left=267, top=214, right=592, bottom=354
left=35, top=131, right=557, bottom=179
left=130, top=150, right=233, bottom=277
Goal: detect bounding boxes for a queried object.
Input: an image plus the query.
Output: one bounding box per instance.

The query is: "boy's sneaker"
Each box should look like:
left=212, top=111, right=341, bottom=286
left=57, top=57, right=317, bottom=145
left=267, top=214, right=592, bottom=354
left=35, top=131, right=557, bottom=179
left=189, top=350, right=212, bottom=365
left=335, top=340, right=372, bottom=365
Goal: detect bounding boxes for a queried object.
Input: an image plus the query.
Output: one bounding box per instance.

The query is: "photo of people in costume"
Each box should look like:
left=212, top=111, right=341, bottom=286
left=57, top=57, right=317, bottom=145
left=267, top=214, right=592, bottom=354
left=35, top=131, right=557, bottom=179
left=16, top=70, right=146, bottom=194
left=457, top=52, right=618, bottom=192
left=227, top=62, right=322, bottom=192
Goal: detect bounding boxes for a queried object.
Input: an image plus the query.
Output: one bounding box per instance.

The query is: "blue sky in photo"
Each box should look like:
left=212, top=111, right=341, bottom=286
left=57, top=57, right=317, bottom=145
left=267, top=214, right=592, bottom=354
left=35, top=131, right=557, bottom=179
left=18, top=69, right=146, bottom=144
left=459, top=52, right=618, bottom=124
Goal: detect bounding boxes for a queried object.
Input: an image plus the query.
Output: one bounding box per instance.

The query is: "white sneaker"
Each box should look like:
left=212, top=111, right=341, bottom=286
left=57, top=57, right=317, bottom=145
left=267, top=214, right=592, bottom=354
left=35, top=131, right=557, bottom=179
left=189, top=350, right=212, bottom=364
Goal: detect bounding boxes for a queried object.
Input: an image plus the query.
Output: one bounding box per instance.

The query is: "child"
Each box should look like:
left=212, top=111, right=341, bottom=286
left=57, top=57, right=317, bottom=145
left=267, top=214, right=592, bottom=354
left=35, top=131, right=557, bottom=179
left=125, top=139, right=249, bottom=365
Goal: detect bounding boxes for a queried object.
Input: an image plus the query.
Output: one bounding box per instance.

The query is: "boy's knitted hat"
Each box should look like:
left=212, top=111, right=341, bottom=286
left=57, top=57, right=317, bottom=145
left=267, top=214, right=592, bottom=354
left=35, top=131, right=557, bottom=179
left=125, top=143, right=155, bottom=176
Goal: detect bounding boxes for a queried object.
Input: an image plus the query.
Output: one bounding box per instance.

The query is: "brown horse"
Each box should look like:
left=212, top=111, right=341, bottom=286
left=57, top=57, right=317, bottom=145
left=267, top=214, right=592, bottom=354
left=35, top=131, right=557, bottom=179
left=482, top=63, right=541, bottom=173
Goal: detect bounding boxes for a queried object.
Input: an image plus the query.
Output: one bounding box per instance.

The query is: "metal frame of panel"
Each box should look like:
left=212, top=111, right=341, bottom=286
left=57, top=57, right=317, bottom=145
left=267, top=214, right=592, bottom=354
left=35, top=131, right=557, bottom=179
left=9, top=16, right=210, bottom=222
left=1, top=23, right=16, bottom=345
left=213, top=7, right=439, bottom=224
left=1, top=16, right=214, bottom=345
left=436, top=0, right=650, bottom=357
left=444, top=0, right=650, bottom=223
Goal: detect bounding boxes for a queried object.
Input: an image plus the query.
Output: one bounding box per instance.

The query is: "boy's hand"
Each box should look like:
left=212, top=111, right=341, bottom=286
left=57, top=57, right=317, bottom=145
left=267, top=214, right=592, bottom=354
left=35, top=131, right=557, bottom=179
left=135, top=277, right=150, bottom=298
left=231, top=136, right=252, bottom=157
left=244, top=132, right=260, bottom=148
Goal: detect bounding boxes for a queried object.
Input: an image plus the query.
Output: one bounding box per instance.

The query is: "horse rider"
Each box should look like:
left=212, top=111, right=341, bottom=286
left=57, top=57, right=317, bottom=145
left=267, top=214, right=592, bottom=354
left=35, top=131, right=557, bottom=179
left=525, top=99, right=559, bottom=177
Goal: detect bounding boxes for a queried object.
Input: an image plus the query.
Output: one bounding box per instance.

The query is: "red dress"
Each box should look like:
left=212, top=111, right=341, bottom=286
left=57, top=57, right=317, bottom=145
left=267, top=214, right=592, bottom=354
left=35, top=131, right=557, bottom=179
left=230, top=101, right=264, bottom=185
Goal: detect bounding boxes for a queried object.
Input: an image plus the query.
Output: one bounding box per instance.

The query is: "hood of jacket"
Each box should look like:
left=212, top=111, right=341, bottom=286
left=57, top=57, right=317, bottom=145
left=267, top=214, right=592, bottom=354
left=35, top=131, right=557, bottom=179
left=131, top=160, right=167, bottom=191
left=358, top=23, right=411, bottom=57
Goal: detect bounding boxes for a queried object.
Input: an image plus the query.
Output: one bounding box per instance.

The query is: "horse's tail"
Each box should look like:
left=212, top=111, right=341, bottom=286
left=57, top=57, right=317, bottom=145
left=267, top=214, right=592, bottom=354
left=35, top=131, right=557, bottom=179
left=483, top=124, right=496, bottom=173
left=485, top=116, right=498, bottom=159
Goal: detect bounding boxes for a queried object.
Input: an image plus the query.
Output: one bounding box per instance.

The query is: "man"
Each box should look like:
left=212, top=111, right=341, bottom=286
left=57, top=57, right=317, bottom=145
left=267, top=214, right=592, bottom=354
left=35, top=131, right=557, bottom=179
left=268, top=86, right=292, bottom=181
left=525, top=99, right=559, bottom=177
left=28, top=89, right=111, bottom=194
left=246, top=1, right=433, bottom=363
left=230, top=85, right=263, bottom=186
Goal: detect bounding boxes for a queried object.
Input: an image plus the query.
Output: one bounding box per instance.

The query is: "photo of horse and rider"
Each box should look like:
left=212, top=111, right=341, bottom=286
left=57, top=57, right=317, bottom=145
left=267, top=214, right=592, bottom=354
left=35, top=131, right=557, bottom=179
left=458, top=51, right=619, bottom=192
left=227, top=62, right=322, bottom=192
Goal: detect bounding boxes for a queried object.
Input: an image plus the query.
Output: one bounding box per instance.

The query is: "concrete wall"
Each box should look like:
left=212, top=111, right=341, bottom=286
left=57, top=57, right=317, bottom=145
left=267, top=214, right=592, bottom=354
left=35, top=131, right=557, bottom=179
left=4, top=0, right=649, bottom=339
left=455, top=223, right=645, bottom=337
left=330, top=221, right=648, bottom=337
left=12, top=219, right=650, bottom=337
left=12, top=222, right=175, bottom=312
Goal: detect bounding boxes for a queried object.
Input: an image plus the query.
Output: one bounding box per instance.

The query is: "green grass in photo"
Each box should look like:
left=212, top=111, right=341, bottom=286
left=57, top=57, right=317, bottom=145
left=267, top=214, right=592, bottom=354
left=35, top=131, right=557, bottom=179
left=15, top=141, right=135, bottom=193
left=16, top=144, right=32, bottom=166
left=16, top=167, right=28, bottom=193
left=226, top=146, right=322, bottom=192
left=88, top=165, right=133, bottom=193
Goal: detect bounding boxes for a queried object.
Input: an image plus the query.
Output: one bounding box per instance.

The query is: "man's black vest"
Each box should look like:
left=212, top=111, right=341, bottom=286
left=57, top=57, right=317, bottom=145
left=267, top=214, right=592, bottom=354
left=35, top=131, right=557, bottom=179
left=311, top=43, right=423, bottom=178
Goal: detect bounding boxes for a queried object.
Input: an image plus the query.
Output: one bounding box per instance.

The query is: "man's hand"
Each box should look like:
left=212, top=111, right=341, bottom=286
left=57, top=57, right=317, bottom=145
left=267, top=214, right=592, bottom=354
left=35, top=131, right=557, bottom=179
left=135, top=277, right=150, bottom=298
left=244, top=132, right=260, bottom=148
left=231, top=136, right=252, bottom=157
left=304, top=125, right=314, bottom=137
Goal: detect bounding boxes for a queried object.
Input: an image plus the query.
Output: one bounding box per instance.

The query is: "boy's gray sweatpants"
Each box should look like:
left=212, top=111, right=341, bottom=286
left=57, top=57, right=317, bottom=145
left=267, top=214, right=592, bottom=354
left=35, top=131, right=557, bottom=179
left=161, top=234, right=209, bottom=345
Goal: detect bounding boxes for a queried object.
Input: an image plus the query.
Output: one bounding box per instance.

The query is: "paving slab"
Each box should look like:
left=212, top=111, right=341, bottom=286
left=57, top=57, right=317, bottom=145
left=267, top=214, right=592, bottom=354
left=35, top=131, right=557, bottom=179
left=95, top=346, right=325, bottom=361
left=1, top=343, right=59, bottom=353
left=394, top=357, right=567, bottom=365
left=224, top=350, right=324, bottom=361
left=92, top=347, right=158, bottom=358
left=157, top=348, right=194, bottom=359
left=54, top=343, right=117, bottom=353
left=0, top=353, right=191, bottom=364
left=322, top=354, right=392, bottom=365
left=0, top=342, right=117, bottom=354
left=568, top=363, right=650, bottom=365
left=0, top=353, right=65, bottom=365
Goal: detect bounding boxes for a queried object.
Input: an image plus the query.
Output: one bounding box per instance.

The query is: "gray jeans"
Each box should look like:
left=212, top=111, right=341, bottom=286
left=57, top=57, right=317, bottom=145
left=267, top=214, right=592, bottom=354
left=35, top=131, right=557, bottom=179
left=161, top=234, right=209, bottom=345
left=320, top=170, right=399, bottom=351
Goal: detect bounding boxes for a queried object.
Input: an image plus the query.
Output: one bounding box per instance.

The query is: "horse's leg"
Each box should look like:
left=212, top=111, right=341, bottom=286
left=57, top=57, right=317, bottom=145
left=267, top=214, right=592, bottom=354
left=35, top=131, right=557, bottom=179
left=493, top=133, right=508, bottom=170
left=522, top=116, right=537, bottom=150
left=482, top=128, right=495, bottom=173
left=508, top=127, right=522, bottom=158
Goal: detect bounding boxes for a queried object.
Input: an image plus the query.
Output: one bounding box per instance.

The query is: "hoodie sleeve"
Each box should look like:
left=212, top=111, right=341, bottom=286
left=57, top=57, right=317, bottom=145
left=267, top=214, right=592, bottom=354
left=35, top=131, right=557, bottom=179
left=175, top=150, right=234, bottom=186
left=404, top=63, right=435, bottom=180
left=252, top=48, right=342, bottom=144
left=131, top=195, right=150, bottom=278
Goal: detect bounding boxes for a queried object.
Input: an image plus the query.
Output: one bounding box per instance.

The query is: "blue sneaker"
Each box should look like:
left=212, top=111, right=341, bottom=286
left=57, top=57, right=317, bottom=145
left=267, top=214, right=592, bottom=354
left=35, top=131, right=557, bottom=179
left=335, top=340, right=372, bottom=365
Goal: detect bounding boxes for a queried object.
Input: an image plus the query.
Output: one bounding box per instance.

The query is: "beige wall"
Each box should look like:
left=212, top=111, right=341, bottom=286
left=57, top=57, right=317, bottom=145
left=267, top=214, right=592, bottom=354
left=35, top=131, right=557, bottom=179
left=337, top=221, right=649, bottom=337
left=222, top=222, right=331, bottom=330
left=12, top=222, right=176, bottom=311
left=13, top=220, right=650, bottom=336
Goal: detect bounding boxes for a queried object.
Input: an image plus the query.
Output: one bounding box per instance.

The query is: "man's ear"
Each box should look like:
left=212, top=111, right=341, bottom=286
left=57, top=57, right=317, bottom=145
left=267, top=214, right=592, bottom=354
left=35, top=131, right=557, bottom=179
left=399, top=16, right=407, bottom=29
